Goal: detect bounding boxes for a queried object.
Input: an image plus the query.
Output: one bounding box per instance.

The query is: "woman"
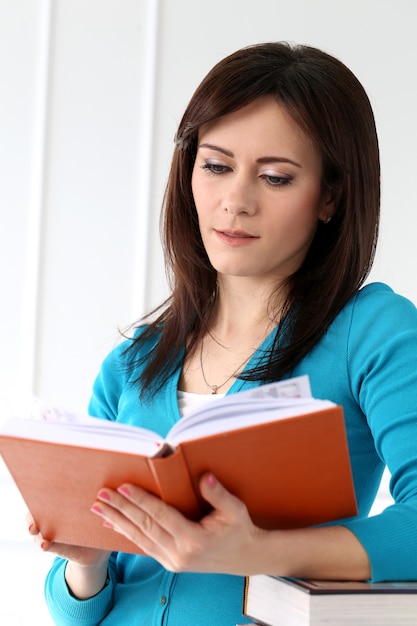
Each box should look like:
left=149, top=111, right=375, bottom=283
left=29, top=42, right=417, bottom=625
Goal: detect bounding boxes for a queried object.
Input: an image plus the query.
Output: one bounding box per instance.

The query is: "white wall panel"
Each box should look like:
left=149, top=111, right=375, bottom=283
left=0, top=4, right=55, bottom=626
left=35, top=0, right=157, bottom=410
left=0, top=0, right=49, bottom=401
left=1, top=0, right=158, bottom=413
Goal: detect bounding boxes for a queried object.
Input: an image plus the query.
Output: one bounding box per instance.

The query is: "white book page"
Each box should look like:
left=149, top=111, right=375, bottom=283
left=167, top=397, right=334, bottom=446
left=0, top=376, right=329, bottom=457
left=0, top=413, right=163, bottom=456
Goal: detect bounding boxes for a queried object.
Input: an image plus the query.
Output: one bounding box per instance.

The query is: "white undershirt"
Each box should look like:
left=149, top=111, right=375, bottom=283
left=177, top=389, right=226, bottom=418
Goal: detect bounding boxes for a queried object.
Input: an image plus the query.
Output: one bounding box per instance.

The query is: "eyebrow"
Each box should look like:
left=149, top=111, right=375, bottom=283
left=198, top=143, right=302, bottom=168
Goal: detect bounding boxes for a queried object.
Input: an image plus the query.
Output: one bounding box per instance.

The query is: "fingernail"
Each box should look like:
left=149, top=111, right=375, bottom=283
left=97, top=490, right=111, bottom=501
left=206, top=473, right=216, bottom=488
left=117, top=485, right=131, bottom=497
left=103, top=520, right=114, bottom=529
left=90, top=504, right=103, bottom=516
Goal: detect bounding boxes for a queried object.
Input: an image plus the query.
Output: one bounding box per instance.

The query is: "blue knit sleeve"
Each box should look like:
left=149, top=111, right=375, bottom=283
left=44, top=555, right=118, bottom=625
left=342, top=283, right=417, bottom=581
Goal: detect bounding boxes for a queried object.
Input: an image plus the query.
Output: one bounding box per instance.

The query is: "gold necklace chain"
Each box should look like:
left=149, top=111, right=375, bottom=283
left=199, top=339, right=254, bottom=394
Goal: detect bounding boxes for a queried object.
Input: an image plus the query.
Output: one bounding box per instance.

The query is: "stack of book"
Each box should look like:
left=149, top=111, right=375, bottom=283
left=243, top=575, right=417, bottom=625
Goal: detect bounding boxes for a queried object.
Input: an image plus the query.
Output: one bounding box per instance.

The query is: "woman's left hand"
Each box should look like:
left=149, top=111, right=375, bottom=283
left=90, top=473, right=267, bottom=574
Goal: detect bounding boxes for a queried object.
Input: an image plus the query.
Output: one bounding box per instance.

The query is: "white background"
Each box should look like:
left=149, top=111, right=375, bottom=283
left=1, top=0, right=416, bottom=623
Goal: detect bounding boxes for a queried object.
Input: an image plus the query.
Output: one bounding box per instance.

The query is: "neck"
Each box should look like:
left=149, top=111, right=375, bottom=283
left=179, top=276, right=285, bottom=395
left=209, top=276, right=285, bottom=344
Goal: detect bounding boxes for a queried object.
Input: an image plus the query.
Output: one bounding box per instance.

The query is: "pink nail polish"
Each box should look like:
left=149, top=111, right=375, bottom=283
left=90, top=504, right=103, bottom=515
left=206, top=473, right=216, bottom=488
left=103, top=520, right=114, bottom=529
left=97, top=490, right=111, bottom=501
left=117, top=485, right=131, bottom=497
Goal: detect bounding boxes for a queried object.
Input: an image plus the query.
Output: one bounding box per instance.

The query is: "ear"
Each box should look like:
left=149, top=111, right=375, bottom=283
left=318, top=186, right=337, bottom=224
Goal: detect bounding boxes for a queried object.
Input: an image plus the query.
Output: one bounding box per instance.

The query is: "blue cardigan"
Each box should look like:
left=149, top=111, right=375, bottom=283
left=45, top=283, right=417, bottom=625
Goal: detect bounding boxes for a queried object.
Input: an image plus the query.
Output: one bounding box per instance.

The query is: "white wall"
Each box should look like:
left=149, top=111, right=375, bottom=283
left=1, top=0, right=416, bottom=623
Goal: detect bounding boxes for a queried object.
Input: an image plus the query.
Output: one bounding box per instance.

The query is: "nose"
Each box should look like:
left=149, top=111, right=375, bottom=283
left=223, top=173, right=257, bottom=216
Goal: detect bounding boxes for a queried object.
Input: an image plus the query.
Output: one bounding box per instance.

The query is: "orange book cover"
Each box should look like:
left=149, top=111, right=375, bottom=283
left=0, top=380, right=357, bottom=554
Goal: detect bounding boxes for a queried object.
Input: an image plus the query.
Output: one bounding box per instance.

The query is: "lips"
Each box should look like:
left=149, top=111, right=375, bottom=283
left=220, top=229, right=255, bottom=238
left=214, top=229, right=259, bottom=246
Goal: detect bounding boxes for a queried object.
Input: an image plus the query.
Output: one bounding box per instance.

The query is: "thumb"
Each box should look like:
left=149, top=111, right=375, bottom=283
left=199, top=473, right=244, bottom=515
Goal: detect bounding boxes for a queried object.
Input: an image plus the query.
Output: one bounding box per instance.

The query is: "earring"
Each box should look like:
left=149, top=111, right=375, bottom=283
left=323, top=215, right=332, bottom=224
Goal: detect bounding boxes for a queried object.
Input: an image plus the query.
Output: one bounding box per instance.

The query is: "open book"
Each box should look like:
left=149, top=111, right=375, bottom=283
left=0, top=376, right=357, bottom=554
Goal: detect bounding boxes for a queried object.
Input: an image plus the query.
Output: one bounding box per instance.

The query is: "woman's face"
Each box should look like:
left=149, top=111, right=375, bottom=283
left=191, top=96, right=333, bottom=286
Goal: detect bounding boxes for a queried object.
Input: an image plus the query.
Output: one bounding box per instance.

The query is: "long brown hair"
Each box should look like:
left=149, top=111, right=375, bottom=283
left=126, top=42, right=380, bottom=394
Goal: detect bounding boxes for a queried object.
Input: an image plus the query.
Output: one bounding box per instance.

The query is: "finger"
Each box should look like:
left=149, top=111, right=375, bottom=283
left=92, top=488, right=173, bottom=550
left=93, top=486, right=195, bottom=559
left=199, top=473, right=248, bottom=521
left=25, top=511, right=39, bottom=535
left=32, top=532, right=52, bottom=551
left=98, top=485, right=193, bottom=536
left=25, top=511, right=53, bottom=550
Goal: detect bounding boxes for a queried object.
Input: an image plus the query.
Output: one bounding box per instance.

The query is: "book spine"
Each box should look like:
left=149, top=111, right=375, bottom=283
left=148, top=448, right=202, bottom=519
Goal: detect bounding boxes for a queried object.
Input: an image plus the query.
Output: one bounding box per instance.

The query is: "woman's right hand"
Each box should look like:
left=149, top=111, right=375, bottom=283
left=26, top=512, right=111, bottom=599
